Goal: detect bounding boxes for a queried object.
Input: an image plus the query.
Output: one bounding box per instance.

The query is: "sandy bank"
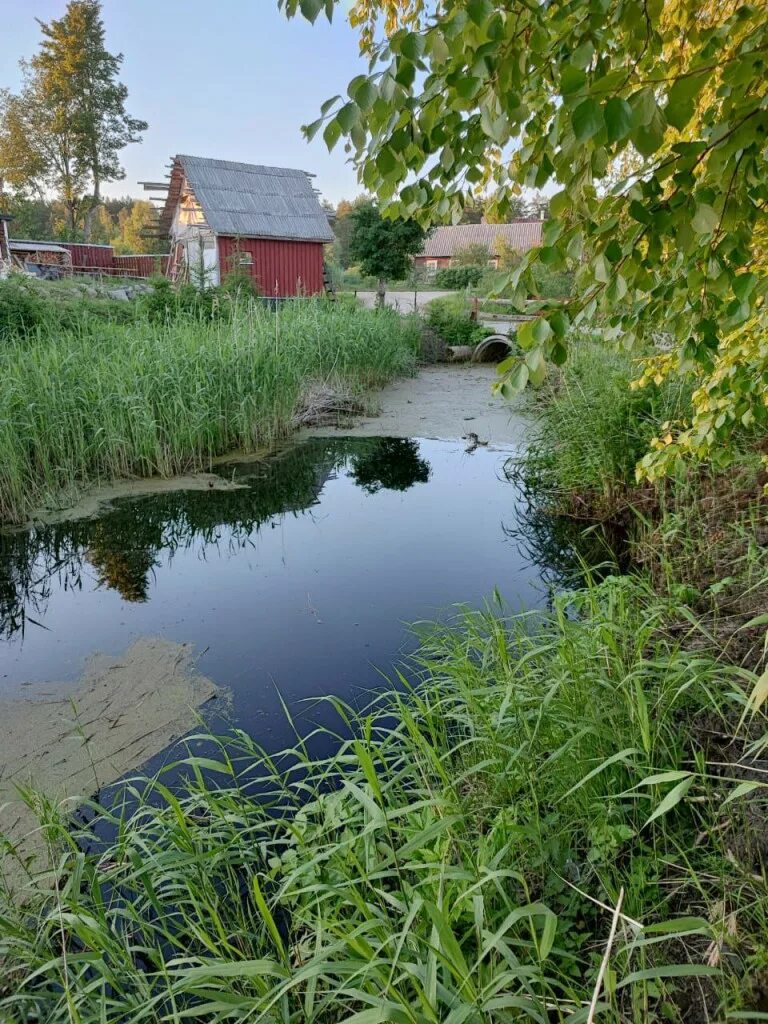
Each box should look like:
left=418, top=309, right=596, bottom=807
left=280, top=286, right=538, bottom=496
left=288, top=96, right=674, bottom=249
left=1, top=638, right=217, bottom=887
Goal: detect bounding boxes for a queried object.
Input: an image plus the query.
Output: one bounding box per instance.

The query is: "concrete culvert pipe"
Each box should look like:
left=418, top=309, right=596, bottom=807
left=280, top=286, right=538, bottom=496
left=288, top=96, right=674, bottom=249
left=472, top=335, right=514, bottom=363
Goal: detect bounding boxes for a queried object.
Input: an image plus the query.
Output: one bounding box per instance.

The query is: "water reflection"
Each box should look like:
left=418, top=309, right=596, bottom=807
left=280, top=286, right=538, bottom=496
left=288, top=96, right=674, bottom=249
left=502, top=458, right=627, bottom=588
left=0, top=438, right=431, bottom=640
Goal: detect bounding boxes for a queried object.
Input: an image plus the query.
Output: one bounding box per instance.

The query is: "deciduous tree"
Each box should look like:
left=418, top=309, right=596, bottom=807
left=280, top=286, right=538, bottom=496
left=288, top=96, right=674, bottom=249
left=348, top=200, right=426, bottom=305
left=282, top=0, right=768, bottom=474
left=0, top=1, right=146, bottom=240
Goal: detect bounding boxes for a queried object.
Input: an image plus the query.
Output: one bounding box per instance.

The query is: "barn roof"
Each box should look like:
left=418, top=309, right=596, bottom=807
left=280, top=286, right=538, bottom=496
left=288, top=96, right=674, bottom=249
left=420, top=221, right=543, bottom=258
left=170, top=155, right=335, bottom=243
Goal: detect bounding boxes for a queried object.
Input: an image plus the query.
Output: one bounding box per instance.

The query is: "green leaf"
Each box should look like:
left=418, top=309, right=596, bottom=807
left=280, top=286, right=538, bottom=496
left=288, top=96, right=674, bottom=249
left=572, top=98, right=603, bottom=142
left=571, top=41, right=594, bottom=69
left=323, top=118, right=342, bottom=150
left=395, top=59, right=416, bottom=88
left=666, top=71, right=708, bottom=130
left=632, top=104, right=666, bottom=156
left=551, top=339, right=568, bottom=365
left=501, top=362, right=529, bottom=395
left=304, top=117, right=324, bottom=141
left=377, top=146, right=399, bottom=177
left=691, top=203, right=718, bottom=235
left=644, top=774, right=693, bottom=827
left=604, top=97, right=632, bottom=144
left=732, top=272, right=757, bottom=301
left=560, top=65, right=586, bottom=96
left=401, top=32, right=424, bottom=62
left=525, top=348, right=547, bottom=386
left=549, top=310, right=569, bottom=338
left=299, top=0, right=324, bottom=23
left=350, top=78, right=377, bottom=112
left=320, top=94, right=341, bottom=116
left=722, top=780, right=765, bottom=806
left=593, top=252, right=610, bottom=284
left=629, top=88, right=658, bottom=128
left=336, top=102, right=359, bottom=131
left=467, top=0, right=493, bottom=27
left=532, top=318, right=553, bottom=345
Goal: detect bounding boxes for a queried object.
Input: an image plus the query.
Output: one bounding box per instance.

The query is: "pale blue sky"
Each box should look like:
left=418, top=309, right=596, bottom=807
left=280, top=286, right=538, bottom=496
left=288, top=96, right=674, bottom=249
left=0, top=0, right=367, bottom=204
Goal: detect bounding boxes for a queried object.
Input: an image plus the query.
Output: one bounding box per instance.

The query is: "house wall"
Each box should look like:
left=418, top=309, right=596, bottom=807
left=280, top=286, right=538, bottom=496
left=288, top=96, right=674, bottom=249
left=414, top=255, right=502, bottom=278
left=217, top=236, right=325, bottom=297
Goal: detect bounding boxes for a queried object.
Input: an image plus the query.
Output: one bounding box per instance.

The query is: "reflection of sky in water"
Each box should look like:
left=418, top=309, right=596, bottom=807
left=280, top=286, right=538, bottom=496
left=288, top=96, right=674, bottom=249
left=0, top=438, right=546, bottom=753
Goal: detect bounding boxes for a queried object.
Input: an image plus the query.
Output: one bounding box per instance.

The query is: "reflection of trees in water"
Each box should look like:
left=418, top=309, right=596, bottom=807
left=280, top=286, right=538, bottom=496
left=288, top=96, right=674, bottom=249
left=501, top=458, right=627, bottom=590
left=349, top=438, right=430, bottom=494
left=0, top=438, right=432, bottom=640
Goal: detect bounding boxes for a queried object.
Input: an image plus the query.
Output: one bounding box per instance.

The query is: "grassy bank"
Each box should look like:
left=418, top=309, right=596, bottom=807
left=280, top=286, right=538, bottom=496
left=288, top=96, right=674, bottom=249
left=1, top=577, right=765, bottom=1020
left=518, top=337, right=768, bottom=666
left=0, top=297, right=419, bottom=521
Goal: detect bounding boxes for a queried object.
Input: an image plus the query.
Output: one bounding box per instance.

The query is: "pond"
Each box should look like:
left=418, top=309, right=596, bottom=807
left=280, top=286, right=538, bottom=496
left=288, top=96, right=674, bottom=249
left=0, top=437, right=547, bottom=764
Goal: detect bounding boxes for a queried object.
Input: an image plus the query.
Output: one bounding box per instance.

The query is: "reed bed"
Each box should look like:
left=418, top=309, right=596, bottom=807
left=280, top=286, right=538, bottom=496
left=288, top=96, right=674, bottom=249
left=1, top=576, right=765, bottom=1021
left=0, top=299, right=419, bottom=521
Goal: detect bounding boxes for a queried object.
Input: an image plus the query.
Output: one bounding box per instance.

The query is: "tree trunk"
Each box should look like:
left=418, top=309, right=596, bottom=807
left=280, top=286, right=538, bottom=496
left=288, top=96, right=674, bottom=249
left=83, top=173, right=101, bottom=243
left=376, top=278, right=386, bottom=308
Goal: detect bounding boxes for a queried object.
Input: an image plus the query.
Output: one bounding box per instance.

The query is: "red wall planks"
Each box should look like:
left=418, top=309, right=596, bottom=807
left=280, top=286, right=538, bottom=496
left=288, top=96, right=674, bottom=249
left=112, top=254, right=170, bottom=277
left=217, top=236, right=325, bottom=297
left=60, top=244, right=170, bottom=278
left=62, top=243, right=114, bottom=271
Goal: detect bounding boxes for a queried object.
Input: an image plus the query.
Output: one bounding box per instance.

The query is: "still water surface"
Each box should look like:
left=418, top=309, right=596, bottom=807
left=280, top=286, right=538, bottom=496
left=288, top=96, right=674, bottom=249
left=0, top=437, right=545, bottom=755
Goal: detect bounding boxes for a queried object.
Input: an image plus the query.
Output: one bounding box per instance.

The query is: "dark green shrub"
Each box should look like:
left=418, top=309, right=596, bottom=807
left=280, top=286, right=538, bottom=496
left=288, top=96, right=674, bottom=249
left=426, top=296, right=492, bottom=346
left=532, top=265, right=574, bottom=298
left=221, top=268, right=259, bottom=299
left=0, top=278, right=49, bottom=340
left=433, top=265, right=484, bottom=289
left=141, top=277, right=230, bottom=323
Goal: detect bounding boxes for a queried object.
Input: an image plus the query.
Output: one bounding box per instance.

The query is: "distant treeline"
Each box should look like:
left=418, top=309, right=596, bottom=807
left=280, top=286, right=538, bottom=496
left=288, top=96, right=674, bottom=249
left=0, top=195, right=166, bottom=254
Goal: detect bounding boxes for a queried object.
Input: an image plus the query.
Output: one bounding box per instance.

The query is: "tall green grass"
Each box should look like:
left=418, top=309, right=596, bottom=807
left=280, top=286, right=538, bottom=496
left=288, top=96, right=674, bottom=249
left=2, top=576, right=765, bottom=1021
left=522, top=338, right=692, bottom=513
left=0, top=299, right=419, bottom=521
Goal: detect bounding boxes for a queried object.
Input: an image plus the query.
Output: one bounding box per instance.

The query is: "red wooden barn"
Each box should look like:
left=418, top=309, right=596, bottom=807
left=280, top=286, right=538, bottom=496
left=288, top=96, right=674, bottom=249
left=154, top=155, right=335, bottom=296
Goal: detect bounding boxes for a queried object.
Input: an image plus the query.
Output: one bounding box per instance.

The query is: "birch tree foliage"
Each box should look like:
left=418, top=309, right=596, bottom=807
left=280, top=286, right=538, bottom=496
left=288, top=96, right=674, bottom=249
left=281, top=0, right=768, bottom=474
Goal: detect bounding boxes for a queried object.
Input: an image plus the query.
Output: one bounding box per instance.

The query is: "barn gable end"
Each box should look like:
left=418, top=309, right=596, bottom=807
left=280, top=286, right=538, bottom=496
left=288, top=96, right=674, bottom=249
left=157, top=155, right=334, bottom=296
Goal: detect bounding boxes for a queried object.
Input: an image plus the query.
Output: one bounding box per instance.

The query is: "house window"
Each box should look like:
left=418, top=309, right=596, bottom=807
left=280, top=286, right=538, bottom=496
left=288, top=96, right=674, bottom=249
left=426, top=259, right=438, bottom=278
left=236, top=252, right=254, bottom=266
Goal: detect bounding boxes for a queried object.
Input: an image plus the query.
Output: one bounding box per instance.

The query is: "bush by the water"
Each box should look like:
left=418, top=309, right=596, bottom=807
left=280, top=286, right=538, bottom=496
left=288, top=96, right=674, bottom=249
left=2, top=574, right=763, bottom=1020
left=0, top=299, right=419, bottom=521
left=426, top=295, right=492, bottom=347
left=433, top=264, right=485, bottom=289
left=523, top=337, right=692, bottom=509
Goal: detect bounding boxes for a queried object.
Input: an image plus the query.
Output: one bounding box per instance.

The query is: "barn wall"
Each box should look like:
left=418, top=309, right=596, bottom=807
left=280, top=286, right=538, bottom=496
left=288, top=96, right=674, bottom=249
left=217, top=237, right=325, bottom=297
